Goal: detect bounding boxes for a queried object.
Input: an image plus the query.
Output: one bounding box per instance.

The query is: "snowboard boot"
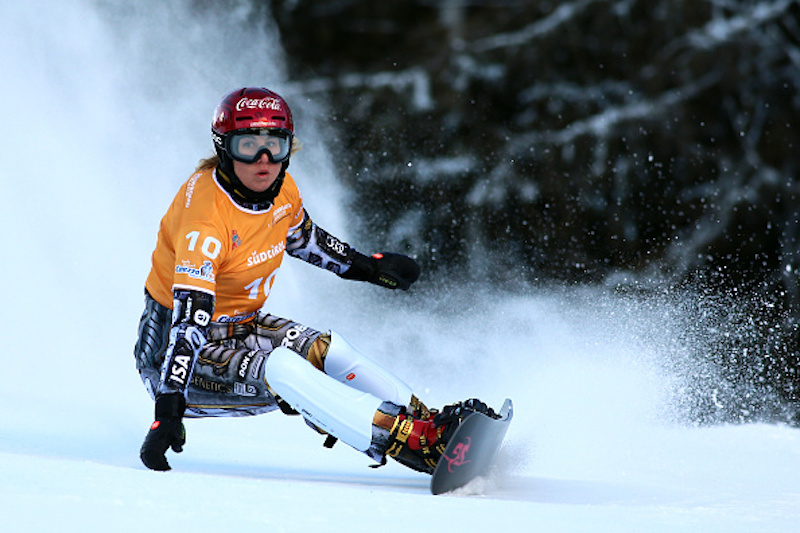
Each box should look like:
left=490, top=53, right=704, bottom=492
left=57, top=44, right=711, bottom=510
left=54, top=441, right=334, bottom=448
left=374, top=398, right=497, bottom=474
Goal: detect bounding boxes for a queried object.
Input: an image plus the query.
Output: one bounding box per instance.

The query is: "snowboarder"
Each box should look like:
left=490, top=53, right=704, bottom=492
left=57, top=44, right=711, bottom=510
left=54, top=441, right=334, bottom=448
left=134, top=87, right=496, bottom=473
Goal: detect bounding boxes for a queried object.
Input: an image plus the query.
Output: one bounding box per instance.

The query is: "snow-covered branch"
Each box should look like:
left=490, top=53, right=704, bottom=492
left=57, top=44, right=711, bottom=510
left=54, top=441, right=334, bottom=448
left=470, top=0, right=603, bottom=53
left=510, top=70, right=721, bottom=151
left=286, top=67, right=434, bottom=111
left=687, top=0, right=795, bottom=49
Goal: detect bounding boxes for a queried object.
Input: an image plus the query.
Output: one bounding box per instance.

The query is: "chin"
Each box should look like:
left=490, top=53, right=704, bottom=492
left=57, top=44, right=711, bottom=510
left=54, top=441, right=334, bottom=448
left=247, top=179, right=274, bottom=193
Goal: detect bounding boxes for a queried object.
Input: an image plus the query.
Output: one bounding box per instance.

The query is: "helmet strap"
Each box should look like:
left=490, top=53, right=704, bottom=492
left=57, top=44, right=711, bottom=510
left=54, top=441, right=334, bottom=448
left=214, top=151, right=287, bottom=211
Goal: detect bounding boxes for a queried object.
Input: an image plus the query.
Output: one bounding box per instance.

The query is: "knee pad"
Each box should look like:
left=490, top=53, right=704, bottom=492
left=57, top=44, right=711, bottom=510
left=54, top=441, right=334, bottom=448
left=322, top=331, right=413, bottom=407
left=265, top=347, right=383, bottom=452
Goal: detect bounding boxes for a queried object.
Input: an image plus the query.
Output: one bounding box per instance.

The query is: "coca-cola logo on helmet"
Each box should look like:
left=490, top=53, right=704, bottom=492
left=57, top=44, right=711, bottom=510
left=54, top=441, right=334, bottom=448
left=235, top=97, right=282, bottom=111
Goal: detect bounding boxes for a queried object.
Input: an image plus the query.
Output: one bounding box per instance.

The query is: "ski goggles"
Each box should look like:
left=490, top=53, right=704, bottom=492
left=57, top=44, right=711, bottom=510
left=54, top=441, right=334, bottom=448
left=225, top=128, right=293, bottom=164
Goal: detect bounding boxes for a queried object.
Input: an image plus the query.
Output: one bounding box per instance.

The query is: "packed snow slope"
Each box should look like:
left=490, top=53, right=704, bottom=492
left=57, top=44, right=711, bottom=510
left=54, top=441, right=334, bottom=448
left=2, top=1, right=800, bottom=531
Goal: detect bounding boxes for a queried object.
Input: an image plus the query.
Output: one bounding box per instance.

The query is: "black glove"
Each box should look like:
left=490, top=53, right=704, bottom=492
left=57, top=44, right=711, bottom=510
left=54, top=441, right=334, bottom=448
left=340, top=251, right=420, bottom=290
left=140, top=393, right=186, bottom=471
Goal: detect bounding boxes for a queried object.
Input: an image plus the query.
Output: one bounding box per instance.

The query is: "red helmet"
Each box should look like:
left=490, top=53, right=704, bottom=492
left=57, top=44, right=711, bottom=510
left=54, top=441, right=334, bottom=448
left=212, top=87, right=294, bottom=160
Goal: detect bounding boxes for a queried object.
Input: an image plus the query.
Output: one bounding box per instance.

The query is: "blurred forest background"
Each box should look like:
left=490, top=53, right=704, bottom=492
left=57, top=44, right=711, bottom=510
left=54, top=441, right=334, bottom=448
left=197, top=0, right=800, bottom=418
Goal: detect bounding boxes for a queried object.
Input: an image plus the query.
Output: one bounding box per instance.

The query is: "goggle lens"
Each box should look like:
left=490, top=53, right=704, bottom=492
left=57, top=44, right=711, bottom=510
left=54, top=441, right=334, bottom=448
left=227, top=129, right=292, bottom=163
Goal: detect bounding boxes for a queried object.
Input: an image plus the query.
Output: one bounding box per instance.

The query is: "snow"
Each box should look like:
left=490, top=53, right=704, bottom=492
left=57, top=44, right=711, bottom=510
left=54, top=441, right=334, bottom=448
left=2, top=1, right=800, bottom=531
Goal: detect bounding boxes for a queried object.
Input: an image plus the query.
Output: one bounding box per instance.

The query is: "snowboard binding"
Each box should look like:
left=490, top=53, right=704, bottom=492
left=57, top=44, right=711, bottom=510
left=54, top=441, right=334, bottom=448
left=385, top=398, right=498, bottom=474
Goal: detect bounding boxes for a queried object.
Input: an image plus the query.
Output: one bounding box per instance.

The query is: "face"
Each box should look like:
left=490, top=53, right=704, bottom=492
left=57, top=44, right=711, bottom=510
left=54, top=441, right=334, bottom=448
left=232, top=154, right=282, bottom=193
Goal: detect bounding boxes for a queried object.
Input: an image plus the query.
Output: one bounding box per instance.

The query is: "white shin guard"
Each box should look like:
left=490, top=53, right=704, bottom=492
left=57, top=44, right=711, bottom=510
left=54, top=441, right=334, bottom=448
left=265, top=347, right=383, bottom=452
left=323, top=331, right=413, bottom=407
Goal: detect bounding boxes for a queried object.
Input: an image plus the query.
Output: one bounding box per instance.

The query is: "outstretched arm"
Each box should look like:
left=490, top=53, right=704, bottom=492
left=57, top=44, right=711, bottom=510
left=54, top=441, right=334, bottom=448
left=286, top=209, right=420, bottom=290
left=140, top=289, right=213, bottom=471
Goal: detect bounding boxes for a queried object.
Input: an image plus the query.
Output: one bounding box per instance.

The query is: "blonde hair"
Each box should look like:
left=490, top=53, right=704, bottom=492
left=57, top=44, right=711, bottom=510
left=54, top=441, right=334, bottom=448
left=195, top=136, right=303, bottom=172
left=195, top=155, right=219, bottom=172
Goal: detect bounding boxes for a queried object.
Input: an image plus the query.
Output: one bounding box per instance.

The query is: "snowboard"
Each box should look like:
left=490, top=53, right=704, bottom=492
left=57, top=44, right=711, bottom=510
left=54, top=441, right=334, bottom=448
left=430, top=398, right=513, bottom=495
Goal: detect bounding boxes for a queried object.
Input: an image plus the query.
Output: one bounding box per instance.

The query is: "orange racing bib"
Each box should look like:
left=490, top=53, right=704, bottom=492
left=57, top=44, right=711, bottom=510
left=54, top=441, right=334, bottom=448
left=145, top=168, right=304, bottom=322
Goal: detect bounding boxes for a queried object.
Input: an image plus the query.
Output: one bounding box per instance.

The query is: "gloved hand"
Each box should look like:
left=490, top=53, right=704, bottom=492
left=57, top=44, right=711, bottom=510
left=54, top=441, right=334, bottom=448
left=140, top=393, right=186, bottom=471
left=340, top=251, right=420, bottom=290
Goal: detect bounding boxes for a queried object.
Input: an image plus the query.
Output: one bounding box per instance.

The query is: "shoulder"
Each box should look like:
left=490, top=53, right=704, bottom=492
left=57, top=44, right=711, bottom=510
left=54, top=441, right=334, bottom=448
left=181, top=168, right=217, bottom=208
left=279, top=172, right=303, bottom=207
left=282, top=172, right=300, bottom=195
left=164, top=168, right=215, bottom=211
left=163, top=168, right=225, bottom=235
left=272, top=172, right=304, bottom=227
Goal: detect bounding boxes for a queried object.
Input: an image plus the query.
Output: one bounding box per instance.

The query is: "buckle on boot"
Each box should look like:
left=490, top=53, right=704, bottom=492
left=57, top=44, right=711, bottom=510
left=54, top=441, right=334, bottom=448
left=386, top=417, right=414, bottom=457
